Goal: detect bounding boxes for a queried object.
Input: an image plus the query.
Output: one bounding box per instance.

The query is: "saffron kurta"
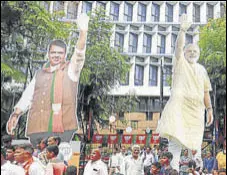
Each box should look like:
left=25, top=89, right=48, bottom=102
left=156, top=53, right=212, bottom=150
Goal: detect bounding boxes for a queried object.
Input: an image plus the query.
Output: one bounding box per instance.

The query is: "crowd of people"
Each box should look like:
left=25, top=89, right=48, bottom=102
left=104, top=138, right=226, bottom=175
left=1, top=134, right=226, bottom=175
left=1, top=135, right=77, bottom=175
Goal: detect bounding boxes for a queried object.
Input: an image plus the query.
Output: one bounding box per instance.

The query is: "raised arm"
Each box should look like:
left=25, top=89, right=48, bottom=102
left=175, top=14, right=192, bottom=59
left=70, top=13, right=89, bottom=78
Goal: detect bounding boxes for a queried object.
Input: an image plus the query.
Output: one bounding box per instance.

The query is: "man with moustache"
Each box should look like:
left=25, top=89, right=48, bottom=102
left=124, top=144, right=144, bottom=175
left=83, top=149, right=108, bottom=175
left=156, top=13, right=213, bottom=172
left=7, top=13, right=90, bottom=146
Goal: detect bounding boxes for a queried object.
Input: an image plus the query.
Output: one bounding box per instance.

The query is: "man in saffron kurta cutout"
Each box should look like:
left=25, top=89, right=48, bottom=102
left=156, top=14, right=214, bottom=172
left=6, top=13, right=89, bottom=146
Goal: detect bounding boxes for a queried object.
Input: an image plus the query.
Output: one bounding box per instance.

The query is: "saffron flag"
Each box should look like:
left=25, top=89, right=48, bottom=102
left=122, top=135, right=132, bottom=144
left=136, top=135, right=147, bottom=144
left=108, top=135, right=118, bottom=144
left=151, top=133, right=160, bottom=144
left=92, top=134, right=103, bottom=144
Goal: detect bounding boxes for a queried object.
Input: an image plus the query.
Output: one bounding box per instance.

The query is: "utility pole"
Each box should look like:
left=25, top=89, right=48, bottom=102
left=213, top=82, right=217, bottom=156
left=160, top=57, right=164, bottom=113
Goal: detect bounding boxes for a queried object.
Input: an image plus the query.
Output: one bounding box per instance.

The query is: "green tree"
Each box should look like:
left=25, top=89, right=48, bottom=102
left=199, top=14, right=226, bottom=134
left=77, top=8, right=137, bottom=140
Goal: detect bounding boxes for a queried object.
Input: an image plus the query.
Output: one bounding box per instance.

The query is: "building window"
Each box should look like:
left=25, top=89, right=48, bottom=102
left=149, top=65, right=158, bottom=86
left=179, top=3, right=187, bottom=16
left=152, top=3, right=160, bottom=22
left=53, top=1, right=64, bottom=12
left=115, top=32, right=124, bottom=52
left=193, top=3, right=200, bottom=22
left=110, top=2, right=119, bottom=21
left=158, top=26, right=166, bottom=31
left=67, top=2, right=78, bottom=19
left=186, top=34, right=193, bottom=45
left=171, top=34, right=177, bottom=54
left=138, top=3, right=146, bottom=22
left=82, top=1, right=92, bottom=14
left=148, top=98, right=161, bottom=111
left=120, top=72, right=129, bottom=86
left=146, top=112, right=153, bottom=121
left=129, top=33, right=138, bottom=53
left=163, top=65, right=172, bottom=86
left=166, top=3, right=173, bottom=22
left=172, top=26, right=179, bottom=31
left=136, top=97, right=147, bottom=111
left=143, top=33, right=152, bottom=53
left=134, top=64, right=144, bottom=86
left=207, top=4, right=214, bottom=20
left=131, top=121, right=138, bottom=129
left=157, top=34, right=165, bottom=54
left=124, top=2, right=133, bottom=21
left=220, top=3, right=225, bottom=17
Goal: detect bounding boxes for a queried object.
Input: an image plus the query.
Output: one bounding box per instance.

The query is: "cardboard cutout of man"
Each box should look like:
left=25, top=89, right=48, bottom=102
left=6, top=13, right=89, bottom=146
left=156, top=14, right=213, bottom=172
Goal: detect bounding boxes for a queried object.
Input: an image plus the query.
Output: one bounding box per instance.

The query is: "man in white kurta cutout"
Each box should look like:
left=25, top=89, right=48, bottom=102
left=156, top=14, right=214, bottom=172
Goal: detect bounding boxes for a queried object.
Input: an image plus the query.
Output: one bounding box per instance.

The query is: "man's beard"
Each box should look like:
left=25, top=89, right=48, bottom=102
left=186, top=56, right=199, bottom=64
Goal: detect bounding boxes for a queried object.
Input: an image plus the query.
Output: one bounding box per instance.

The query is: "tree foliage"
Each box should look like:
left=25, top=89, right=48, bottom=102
left=78, top=8, right=137, bottom=128
left=1, top=1, right=76, bottom=83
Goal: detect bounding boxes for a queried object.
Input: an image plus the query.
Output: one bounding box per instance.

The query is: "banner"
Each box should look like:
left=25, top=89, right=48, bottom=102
left=122, top=135, right=132, bottom=144
left=108, top=135, right=118, bottom=144
left=151, top=133, right=160, bottom=144
left=92, top=134, right=104, bottom=144
left=136, top=135, right=147, bottom=144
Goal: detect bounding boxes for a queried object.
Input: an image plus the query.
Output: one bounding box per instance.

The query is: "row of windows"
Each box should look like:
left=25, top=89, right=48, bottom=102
left=42, top=2, right=225, bottom=22
left=120, top=63, right=172, bottom=87
left=115, top=32, right=193, bottom=54
left=82, top=1, right=225, bottom=22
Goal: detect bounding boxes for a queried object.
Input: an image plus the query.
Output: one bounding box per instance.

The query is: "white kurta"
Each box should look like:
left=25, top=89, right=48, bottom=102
left=83, top=160, right=108, bottom=175
left=1, top=161, right=25, bottom=175
left=124, top=155, right=144, bottom=175
left=156, top=53, right=212, bottom=150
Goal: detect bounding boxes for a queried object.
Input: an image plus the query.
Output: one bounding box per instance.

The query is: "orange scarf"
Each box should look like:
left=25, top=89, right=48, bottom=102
left=43, top=61, right=69, bottom=133
left=23, top=158, right=34, bottom=175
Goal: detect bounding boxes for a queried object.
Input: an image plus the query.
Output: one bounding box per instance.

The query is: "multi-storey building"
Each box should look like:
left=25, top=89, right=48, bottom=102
left=32, top=1, right=227, bottom=135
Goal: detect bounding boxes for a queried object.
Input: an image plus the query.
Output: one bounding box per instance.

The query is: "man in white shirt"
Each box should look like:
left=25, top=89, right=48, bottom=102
left=117, top=146, right=127, bottom=175
left=141, top=146, right=155, bottom=175
left=1, top=147, right=25, bottom=175
left=191, top=150, right=203, bottom=174
left=83, top=149, right=108, bottom=175
left=14, top=144, right=45, bottom=175
left=124, top=145, right=144, bottom=175
left=6, top=13, right=90, bottom=146
left=109, top=147, right=120, bottom=175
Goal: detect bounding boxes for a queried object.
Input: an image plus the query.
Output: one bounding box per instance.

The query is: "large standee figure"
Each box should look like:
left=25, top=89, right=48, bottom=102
left=156, top=14, right=213, bottom=171
left=7, top=14, right=90, bottom=145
